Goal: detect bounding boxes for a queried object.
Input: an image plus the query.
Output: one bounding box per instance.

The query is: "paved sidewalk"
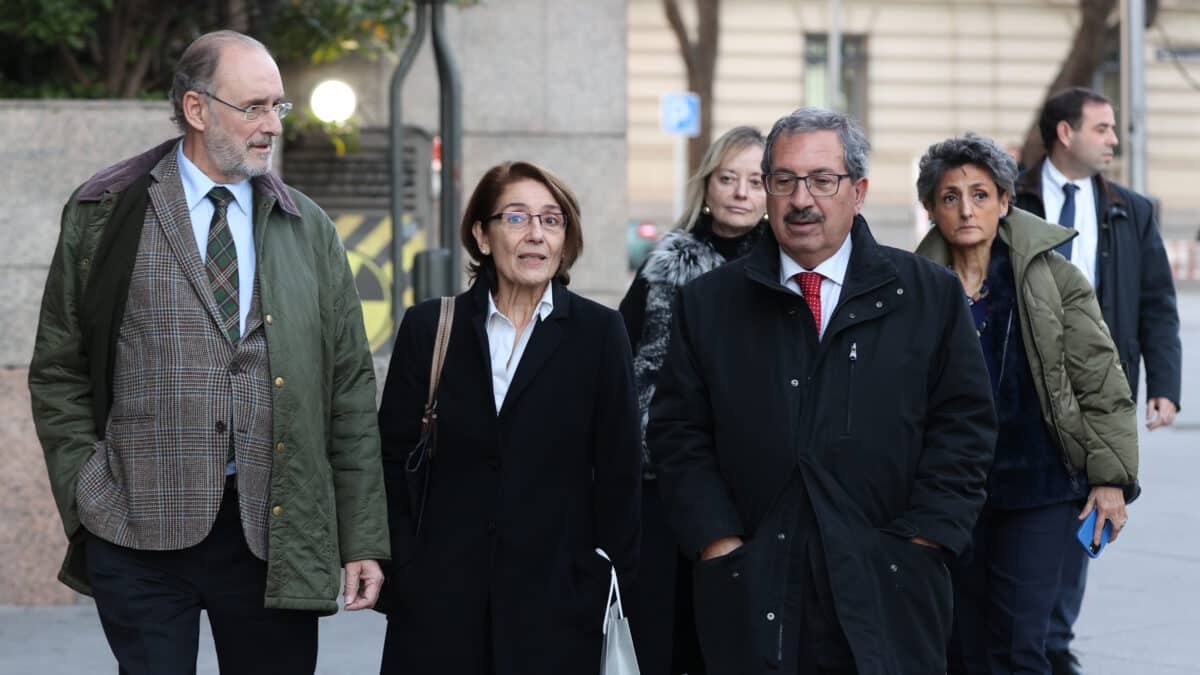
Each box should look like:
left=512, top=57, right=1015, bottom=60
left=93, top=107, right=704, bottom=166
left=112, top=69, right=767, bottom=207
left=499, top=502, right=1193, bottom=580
left=3, top=293, right=1197, bottom=674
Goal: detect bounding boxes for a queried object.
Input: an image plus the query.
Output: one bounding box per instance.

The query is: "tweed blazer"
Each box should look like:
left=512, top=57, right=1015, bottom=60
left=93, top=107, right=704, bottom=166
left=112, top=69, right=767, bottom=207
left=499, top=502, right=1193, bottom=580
left=74, top=148, right=277, bottom=557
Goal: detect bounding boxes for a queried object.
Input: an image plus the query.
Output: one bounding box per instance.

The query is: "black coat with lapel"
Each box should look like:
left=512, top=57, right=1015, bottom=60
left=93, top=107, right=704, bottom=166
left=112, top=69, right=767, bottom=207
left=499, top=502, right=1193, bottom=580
left=648, top=219, right=997, bottom=675
left=378, top=279, right=641, bottom=675
left=1015, top=160, right=1182, bottom=408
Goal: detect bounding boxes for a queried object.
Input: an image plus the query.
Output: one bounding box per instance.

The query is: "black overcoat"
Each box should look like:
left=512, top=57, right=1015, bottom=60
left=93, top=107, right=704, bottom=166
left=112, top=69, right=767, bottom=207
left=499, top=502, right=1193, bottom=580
left=378, top=280, right=642, bottom=675
left=648, top=220, right=997, bottom=675
left=1015, top=160, right=1182, bottom=409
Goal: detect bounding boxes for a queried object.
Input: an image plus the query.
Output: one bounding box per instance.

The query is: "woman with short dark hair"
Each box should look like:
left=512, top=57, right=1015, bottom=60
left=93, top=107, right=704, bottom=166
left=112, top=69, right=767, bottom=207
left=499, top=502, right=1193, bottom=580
left=914, top=133, right=1138, bottom=675
left=378, top=161, right=642, bottom=675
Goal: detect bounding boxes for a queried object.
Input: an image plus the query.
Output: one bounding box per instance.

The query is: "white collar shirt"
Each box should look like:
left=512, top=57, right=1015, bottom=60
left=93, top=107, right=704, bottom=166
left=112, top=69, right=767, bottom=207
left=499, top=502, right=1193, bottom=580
left=486, top=284, right=555, bottom=413
left=177, top=143, right=257, bottom=335
left=780, top=232, right=853, bottom=340
left=1042, top=159, right=1098, bottom=288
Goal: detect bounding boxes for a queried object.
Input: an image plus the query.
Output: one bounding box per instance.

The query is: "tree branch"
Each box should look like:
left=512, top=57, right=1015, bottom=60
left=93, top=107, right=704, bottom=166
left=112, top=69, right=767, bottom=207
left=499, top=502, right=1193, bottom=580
left=1019, top=0, right=1117, bottom=164
left=122, top=10, right=172, bottom=98
left=57, top=44, right=93, bottom=88
left=663, top=0, right=696, bottom=77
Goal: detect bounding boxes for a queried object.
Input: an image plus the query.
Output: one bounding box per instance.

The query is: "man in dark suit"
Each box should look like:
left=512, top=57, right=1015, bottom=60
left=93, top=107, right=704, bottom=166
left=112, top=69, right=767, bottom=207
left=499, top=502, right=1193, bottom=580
left=1014, top=86, right=1183, bottom=675
left=29, top=31, right=389, bottom=674
left=648, top=107, right=997, bottom=675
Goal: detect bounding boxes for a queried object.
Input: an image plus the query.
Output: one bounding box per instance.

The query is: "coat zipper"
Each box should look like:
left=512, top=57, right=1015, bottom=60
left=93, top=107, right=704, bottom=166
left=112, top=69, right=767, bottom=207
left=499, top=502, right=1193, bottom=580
left=997, top=309, right=1013, bottom=384
left=845, top=341, right=857, bottom=433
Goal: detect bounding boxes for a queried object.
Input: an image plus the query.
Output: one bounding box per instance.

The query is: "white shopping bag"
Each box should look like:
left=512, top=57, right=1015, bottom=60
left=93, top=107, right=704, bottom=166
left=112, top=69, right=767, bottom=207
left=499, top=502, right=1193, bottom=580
left=596, top=548, right=641, bottom=675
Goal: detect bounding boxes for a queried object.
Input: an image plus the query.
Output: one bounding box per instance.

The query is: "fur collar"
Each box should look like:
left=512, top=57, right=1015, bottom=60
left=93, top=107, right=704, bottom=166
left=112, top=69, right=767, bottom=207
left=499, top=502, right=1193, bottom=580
left=641, top=229, right=730, bottom=287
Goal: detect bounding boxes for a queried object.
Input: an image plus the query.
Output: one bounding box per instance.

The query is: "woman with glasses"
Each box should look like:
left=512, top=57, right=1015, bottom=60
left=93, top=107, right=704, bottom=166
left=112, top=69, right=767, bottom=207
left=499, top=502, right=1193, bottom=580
left=913, top=134, right=1138, bottom=675
left=377, top=161, right=642, bottom=675
left=619, top=125, right=768, bottom=675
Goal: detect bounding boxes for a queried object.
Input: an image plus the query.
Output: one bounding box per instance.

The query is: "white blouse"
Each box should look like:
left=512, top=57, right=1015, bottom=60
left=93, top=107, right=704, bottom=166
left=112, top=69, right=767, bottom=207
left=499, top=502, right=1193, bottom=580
left=485, top=284, right=555, bottom=412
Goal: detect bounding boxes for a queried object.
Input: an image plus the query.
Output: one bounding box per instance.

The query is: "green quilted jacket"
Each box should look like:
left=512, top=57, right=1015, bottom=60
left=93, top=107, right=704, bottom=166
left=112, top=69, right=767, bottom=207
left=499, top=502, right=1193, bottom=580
left=916, top=207, right=1138, bottom=494
left=29, top=139, right=389, bottom=612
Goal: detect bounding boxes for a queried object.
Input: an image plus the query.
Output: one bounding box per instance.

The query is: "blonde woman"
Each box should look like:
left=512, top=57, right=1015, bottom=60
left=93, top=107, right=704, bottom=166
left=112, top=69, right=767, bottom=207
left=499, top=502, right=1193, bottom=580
left=619, top=126, right=768, bottom=675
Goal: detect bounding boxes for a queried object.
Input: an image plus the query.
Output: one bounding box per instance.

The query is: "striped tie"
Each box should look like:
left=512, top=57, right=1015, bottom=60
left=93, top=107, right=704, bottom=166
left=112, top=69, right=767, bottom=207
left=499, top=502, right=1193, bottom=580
left=205, top=187, right=240, bottom=343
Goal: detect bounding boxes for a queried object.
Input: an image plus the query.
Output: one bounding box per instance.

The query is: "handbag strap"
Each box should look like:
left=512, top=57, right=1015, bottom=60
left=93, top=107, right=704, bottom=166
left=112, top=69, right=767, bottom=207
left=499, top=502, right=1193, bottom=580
left=595, top=548, right=625, bottom=633
left=426, top=296, right=456, bottom=408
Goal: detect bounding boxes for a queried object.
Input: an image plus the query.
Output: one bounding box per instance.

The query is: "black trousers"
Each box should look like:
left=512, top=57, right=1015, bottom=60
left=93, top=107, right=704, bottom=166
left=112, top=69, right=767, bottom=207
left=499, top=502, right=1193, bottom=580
left=778, top=476, right=857, bottom=675
left=625, top=479, right=706, bottom=675
left=947, top=501, right=1077, bottom=675
left=84, top=477, right=319, bottom=675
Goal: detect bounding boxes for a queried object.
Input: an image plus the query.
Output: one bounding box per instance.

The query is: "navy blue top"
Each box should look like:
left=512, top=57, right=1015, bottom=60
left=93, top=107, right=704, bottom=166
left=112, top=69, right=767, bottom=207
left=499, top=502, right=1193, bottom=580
left=976, top=238, right=1087, bottom=510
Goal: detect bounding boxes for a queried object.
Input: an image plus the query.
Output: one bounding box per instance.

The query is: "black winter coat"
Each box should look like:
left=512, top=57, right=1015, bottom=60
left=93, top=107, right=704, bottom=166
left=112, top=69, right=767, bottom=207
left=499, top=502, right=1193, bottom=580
left=648, top=219, right=997, bottom=675
left=1015, top=160, right=1182, bottom=409
left=378, top=280, right=642, bottom=675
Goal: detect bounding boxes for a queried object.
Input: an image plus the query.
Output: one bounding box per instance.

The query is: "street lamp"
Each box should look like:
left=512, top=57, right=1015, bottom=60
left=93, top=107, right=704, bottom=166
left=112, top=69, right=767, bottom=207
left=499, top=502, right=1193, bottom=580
left=310, top=79, right=357, bottom=124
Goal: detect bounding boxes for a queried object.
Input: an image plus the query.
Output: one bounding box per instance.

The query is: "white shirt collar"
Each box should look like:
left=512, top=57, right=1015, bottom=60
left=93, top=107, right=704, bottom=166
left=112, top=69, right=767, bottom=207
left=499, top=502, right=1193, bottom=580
left=486, top=283, right=555, bottom=324
left=1043, top=158, right=1091, bottom=197
left=176, top=143, right=253, bottom=217
left=778, top=230, right=853, bottom=290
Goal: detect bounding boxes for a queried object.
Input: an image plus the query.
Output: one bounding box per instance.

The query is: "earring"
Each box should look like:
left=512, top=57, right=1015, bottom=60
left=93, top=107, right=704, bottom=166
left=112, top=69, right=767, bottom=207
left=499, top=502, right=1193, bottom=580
left=763, top=212, right=769, bottom=222
left=702, top=204, right=712, bottom=215
left=481, top=247, right=490, bottom=255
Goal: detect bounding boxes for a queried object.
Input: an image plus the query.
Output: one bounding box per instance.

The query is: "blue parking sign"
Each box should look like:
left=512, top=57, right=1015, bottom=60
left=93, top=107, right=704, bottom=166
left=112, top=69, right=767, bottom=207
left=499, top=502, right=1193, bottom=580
left=660, top=92, right=701, bottom=137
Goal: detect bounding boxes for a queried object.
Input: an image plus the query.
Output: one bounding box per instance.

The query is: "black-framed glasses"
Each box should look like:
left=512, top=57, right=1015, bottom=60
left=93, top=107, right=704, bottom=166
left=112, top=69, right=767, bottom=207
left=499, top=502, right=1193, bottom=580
left=487, top=211, right=566, bottom=232
left=763, top=172, right=851, bottom=197
left=203, top=91, right=293, bottom=121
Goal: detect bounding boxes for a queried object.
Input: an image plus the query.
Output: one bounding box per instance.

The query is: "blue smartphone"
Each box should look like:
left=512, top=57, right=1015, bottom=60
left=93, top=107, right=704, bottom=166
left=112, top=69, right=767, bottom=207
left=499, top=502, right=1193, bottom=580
left=1075, top=510, right=1113, bottom=559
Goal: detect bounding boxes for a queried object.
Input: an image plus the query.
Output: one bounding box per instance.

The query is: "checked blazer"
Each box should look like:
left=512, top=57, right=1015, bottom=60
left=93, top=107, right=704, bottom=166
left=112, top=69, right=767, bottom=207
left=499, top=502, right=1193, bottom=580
left=74, top=147, right=276, bottom=559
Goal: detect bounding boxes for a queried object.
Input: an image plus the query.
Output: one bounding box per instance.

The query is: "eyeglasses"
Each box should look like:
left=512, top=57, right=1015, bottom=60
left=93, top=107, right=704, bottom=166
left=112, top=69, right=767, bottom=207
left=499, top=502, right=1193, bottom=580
left=487, top=211, right=566, bottom=232
left=203, top=91, right=293, bottom=121
left=763, top=172, right=852, bottom=197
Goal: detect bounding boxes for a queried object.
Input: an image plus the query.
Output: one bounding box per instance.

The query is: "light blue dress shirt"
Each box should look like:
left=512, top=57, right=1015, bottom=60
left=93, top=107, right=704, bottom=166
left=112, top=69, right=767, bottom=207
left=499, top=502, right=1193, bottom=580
left=176, top=143, right=257, bottom=338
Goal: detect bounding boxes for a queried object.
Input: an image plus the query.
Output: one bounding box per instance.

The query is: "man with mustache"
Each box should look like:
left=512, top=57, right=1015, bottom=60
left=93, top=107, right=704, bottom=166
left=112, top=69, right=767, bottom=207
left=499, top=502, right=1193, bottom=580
left=28, top=30, right=388, bottom=674
left=648, top=107, right=996, bottom=674
left=1013, top=86, right=1181, bottom=675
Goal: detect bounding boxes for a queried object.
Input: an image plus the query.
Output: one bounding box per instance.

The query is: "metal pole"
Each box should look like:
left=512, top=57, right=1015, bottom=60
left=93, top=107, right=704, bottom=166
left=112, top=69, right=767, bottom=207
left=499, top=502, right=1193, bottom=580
left=827, top=0, right=841, bottom=110
left=1121, top=0, right=1147, bottom=193
left=673, top=135, right=687, bottom=222
left=389, top=3, right=428, bottom=331
left=430, top=0, right=463, bottom=293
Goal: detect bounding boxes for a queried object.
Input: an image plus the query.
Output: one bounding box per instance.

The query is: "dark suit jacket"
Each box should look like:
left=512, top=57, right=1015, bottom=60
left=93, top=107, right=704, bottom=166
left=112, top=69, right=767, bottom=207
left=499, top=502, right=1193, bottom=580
left=378, top=279, right=642, bottom=675
left=1015, top=160, right=1182, bottom=409
left=649, top=220, right=996, bottom=674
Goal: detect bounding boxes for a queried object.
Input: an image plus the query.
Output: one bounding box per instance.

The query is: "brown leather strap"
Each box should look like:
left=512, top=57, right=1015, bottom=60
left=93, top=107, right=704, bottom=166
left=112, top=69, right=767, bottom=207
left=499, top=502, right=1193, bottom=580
left=426, top=296, right=455, bottom=408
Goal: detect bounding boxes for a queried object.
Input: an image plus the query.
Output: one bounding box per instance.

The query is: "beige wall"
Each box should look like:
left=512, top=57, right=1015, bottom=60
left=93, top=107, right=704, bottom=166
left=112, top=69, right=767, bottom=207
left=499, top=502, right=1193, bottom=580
left=629, top=0, right=1200, bottom=246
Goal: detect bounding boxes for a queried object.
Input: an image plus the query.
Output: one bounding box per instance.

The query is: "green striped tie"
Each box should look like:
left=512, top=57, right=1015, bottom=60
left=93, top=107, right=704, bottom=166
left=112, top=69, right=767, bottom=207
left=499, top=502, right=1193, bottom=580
left=205, top=187, right=240, bottom=343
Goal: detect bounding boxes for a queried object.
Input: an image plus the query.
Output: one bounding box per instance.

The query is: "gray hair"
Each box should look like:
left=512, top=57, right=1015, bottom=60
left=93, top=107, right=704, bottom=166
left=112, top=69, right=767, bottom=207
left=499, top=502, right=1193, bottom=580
left=170, top=30, right=270, bottom=133
left=761, top=107, right=870, bottom=180
left=916, top=133, right=1018, bottom=208
left=677, top=125, right=766, bottom=231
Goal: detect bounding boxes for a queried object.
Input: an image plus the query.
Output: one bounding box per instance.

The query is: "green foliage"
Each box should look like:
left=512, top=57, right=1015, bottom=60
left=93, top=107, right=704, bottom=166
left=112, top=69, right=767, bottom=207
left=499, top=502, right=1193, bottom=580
left=284, top=107, right=361, bottom=156
left=0, top=0, right=106, bottom=50
left=0, top=0, right=412, bottom=99
left=271, top=0, right=410, bottom=64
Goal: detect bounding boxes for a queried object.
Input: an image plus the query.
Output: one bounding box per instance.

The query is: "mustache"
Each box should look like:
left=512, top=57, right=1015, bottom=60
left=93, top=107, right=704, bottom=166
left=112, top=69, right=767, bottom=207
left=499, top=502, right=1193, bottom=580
left=784, top=207, right=824, bottom=224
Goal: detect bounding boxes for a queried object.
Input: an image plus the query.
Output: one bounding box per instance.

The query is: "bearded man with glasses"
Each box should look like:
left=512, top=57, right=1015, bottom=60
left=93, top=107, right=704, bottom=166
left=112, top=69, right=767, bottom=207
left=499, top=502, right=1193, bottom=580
left=648, top=107, right=997, bottom=674
left=29, top=30, right=388, bottom=674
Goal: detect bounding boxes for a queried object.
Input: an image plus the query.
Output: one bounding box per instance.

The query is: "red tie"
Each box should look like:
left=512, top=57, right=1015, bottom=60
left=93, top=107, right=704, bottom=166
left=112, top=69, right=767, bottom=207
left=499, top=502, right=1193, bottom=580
left=797, top=271, right=824, bottom=335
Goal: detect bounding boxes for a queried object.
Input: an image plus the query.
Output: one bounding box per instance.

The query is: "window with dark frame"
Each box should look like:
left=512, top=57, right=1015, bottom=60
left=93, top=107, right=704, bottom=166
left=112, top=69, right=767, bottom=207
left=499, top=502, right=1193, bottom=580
left=804, top=33, right=869, bottom=128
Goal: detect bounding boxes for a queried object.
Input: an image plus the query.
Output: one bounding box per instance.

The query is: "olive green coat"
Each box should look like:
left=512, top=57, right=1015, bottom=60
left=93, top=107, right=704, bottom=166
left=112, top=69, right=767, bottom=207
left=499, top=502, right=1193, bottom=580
left=29, top=140, right=389, bottom=612
left=916, top=207, right=1138, bottom=493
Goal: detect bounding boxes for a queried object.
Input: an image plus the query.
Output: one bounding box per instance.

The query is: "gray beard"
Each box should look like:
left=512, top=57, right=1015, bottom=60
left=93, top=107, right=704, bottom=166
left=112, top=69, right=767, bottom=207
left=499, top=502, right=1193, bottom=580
left=208, top=135, right=272, bottom=180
